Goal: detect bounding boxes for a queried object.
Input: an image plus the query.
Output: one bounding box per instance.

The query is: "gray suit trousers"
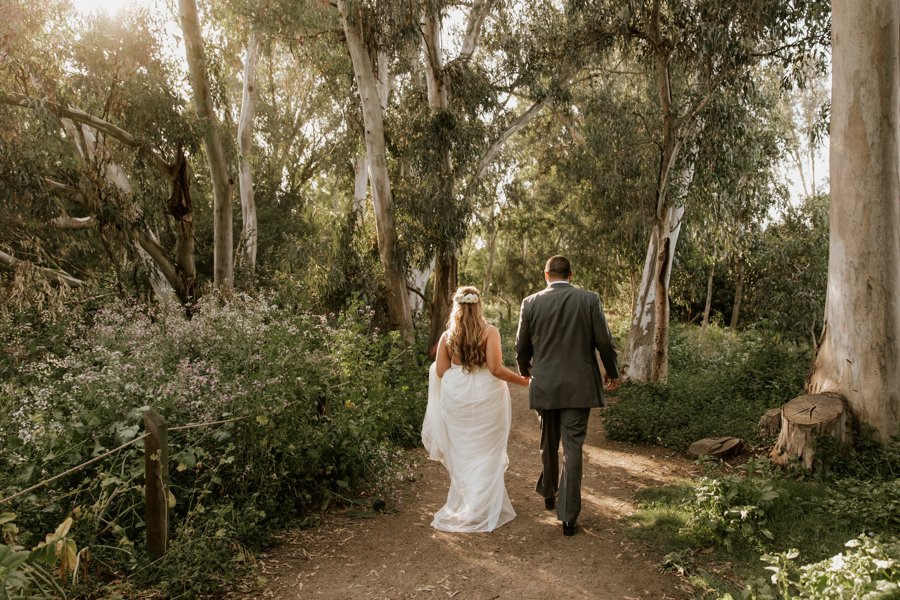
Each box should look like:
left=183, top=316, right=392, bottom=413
left=535, top=407, right=591, bottom=523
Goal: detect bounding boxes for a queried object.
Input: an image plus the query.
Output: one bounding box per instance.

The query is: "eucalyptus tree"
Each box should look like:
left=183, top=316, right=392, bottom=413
left=414, top=0, right=605, bottom=349
left=0, top=4, right=203, bottom=302
left=807, top=0, right=899, bottom=442
left=681, top=72, right=789, bottom=332
left=578, top=0, right=831, bottom=382
left=417, top=0, right=495, bottom=350
left=333, top=0, right=415, bottom=342
left=321, top=0, right=586, bottom=346
left=738, top=194, right=828, bottom=343
left=178, top=0, right=235, bottom=290
left=237, top=29, right=261, bottom=276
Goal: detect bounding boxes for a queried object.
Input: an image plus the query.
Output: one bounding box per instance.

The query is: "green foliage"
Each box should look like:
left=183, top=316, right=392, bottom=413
left=0, top=514, right=72, bottom=600
left=631, top=444, right=900, bottom=598
left=728, top=535, right=900, bottom=600
left=0, top=295, right=425, bottom=597
left=686, top=460, right=783, bottom=551
left=604, top=325, right=808, bottom=450
left=742, top=195, right=829, bottom=343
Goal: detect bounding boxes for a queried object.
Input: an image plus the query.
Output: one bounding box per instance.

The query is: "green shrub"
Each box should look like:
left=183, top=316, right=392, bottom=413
left=604, top=325, right=809, bottom=450
left=686, top=460, right=783, bottom=551
left=728, top=534, right=900, bottom=600
left=0, top=294, right=426, bottom=597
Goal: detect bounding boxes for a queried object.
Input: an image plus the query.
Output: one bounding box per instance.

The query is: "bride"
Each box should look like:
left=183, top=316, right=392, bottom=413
left=422, top=286, right=530, bottom=532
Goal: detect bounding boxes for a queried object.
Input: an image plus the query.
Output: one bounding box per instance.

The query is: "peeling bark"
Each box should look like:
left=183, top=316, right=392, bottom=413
left=237, top=30, right=260, bottom=277
left=623, top=193, right=685, bottom=382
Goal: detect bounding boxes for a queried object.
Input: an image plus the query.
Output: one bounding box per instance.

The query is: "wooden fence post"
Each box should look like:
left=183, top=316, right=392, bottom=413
left=144, top=409, right=169, bottom=559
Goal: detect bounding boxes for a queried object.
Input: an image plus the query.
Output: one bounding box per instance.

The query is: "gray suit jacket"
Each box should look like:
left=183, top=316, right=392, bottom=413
left=515, top=282, right=619, bottom=410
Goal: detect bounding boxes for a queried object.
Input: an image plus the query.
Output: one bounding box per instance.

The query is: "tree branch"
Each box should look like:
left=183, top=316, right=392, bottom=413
left=50, top=216, right=95, bottom=230
left=0, top=248, right=84, bottom=287
left=467, top=95, right=553, bottom=191
left=43, top=178, right=85, bottom=199
left=460, top=0, right=494, bottom=59
left=129, top=227, right=184, bottom=297
left=1, top=92, right=171, bottom=176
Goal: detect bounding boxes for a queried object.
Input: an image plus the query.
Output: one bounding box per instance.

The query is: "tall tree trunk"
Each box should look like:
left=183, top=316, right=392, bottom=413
left=338, top=0, right=413, bottom=343
left=428, top=254, right=458, bottom=357
left=623, top=203, right=685, bottom=382
left=237, top=30, right=260, bottom=278
left=168, top=148, right=197, bottom=302
left=408, top=263, right=432, bottom=316
left=623, top=15, right=687, bottom=382
left=422, top=9, right=459, bottom=352
left=730, top=260, right=744, bottom=329
left=353, top=152, right=368, bottom=215
left=701, top=262, right=715, bottom=334
left=178, top=0, right=233, bottom=290
left=483, top=217, right=498, bottom=296
left=807, top=0, right=900, bottom=442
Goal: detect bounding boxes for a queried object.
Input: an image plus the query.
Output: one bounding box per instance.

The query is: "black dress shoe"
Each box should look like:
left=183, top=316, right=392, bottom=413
left=544, top=497, right=556, bottom=510
left=562, top=521, right=577, bottom=536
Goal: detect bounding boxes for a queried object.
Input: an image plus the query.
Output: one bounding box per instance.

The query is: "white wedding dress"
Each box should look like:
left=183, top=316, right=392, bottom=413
left=422, top=362, right=516, bottom=532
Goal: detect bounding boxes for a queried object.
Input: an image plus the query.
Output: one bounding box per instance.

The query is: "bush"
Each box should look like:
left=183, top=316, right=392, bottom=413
left=604, top=324, right=809, bottom=450
left=0, top=294, right=426, bottom=597
left=686, top=460, right=783, bottom=551
left=729, top=534, right=900, bottom=600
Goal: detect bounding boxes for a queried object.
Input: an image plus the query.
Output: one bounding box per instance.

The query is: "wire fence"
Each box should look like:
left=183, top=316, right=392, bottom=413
left=0, top=410, right=251, bottom=559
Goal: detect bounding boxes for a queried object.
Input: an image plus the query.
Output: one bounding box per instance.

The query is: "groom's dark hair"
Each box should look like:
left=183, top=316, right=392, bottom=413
left=545, top=255, right=571, bottom=278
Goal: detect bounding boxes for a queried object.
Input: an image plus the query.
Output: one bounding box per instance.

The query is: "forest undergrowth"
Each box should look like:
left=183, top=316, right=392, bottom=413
left=2, top=297, right=897, bottom=599
left=606, top=326, right=900, bottom=599
left=0, top=287, right=427, bottom=598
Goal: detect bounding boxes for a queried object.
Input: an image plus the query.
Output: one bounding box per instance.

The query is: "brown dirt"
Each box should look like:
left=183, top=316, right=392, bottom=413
left=232, top=385, right=699, bottom=599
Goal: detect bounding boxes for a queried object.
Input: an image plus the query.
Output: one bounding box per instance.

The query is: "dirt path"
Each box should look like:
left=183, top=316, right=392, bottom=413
left=235, top=386, right=698, bottom=599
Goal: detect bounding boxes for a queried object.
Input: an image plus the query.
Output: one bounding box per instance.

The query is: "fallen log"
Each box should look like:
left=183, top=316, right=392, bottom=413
left=687, top=436, right=743, bottom=459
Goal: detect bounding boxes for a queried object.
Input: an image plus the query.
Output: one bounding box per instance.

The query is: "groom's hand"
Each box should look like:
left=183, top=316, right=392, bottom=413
left=603, top=376, right=620, bottom=392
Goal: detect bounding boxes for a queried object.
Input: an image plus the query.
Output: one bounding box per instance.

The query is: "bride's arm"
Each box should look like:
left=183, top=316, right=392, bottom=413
left=436, top=331, right=451, bottom=377
left=485, top=326, right=530, bottom=386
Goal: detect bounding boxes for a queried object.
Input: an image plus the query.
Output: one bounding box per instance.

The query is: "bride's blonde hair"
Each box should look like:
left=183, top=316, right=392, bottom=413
left=446, top=286, right=487, bottom=371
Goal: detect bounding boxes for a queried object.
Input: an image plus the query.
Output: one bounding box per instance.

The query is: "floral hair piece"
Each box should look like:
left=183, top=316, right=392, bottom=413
left=453, top=292, right=479, bottom=304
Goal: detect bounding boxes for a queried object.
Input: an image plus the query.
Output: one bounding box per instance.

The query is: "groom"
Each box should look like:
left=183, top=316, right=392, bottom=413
left=515, top=255, right=620, bottom=536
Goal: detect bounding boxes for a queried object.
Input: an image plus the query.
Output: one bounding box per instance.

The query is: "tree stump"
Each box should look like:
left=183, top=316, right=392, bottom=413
left=688, top=436, right=743, bottom=459
left=758, top=408, right=782, bottom=438
left=769, top=392, right=850, bottom=469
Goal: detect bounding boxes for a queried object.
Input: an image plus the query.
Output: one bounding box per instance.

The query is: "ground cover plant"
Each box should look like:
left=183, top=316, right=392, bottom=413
left=614, top=326, right=900, bottom=598
left=0, top=292, right=426, bottom=598
left=604, top=324, right=810, bottom=451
